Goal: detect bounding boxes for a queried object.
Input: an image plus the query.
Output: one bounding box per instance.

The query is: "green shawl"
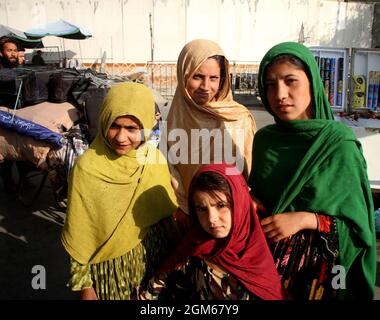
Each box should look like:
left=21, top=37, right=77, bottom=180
left=61, top=82, right=177, bottom=264
left=249, top=42, right=376, bottom=299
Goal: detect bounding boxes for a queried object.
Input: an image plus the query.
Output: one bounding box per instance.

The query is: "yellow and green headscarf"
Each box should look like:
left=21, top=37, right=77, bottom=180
left=61, top=82, right=177, bottom=264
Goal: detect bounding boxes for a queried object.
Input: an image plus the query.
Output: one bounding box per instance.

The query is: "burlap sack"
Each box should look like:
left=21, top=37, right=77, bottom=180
left=0, top=126, right=51, bottom=169
left=0, top=101, right=81, bottom=133
left=0, top=102, right=81, bottom=168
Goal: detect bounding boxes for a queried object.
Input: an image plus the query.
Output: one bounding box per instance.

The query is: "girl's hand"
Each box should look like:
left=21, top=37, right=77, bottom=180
left=260, top=211, right=318, bottom=242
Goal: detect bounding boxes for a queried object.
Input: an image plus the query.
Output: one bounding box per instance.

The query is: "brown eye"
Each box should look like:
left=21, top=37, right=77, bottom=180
left=217, top=202, right=226, bottom=209
left=285, top=78, right=297, bottom=85
left=196, top=206, right=207, bottom=214
left=127, top=127, right=139, bottom=133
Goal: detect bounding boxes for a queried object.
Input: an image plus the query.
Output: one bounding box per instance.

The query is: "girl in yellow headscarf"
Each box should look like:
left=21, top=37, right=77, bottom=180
left=61, top=82, right=178, bottom=300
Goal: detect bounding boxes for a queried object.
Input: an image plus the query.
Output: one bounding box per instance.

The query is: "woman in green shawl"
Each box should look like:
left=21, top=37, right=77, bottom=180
left=248, top=42, right=376, bottom=300
left=61, top=82, right=178, bottom=300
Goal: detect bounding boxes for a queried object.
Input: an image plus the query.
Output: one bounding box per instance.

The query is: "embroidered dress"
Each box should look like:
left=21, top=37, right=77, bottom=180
left=271, top=214, right=339, bottom=300
left=138, top=257, right=259, bottom=300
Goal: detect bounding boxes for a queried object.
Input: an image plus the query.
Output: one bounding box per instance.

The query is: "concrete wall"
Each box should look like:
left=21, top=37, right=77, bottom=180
left=0, top=0, right=375, bottom=63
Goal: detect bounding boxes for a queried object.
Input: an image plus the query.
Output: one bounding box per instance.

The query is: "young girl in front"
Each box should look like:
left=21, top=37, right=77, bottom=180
left=137, top=163, right=284, bottom=300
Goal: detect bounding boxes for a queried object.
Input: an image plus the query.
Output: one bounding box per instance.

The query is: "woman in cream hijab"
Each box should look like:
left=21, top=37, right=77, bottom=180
left=164, top=39, right=256, bottom=215
left=61, top=82, right=178, bottom=300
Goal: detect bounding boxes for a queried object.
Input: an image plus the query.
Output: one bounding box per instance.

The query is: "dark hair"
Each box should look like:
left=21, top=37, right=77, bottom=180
left=111, top=114, right=143, bottom=130
left=0, top=36, right=20, bottom=54
left=265, top=54, right=310, bottom=81
left=188, top=170, right=233, bottom=224
left=209, top=54, right=226, bottom=92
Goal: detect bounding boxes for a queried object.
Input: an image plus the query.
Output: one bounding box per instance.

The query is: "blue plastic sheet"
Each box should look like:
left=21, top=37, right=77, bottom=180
left=0, top=110, right=65, bottom=148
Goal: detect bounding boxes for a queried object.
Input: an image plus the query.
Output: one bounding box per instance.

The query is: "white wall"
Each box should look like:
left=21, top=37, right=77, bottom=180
left=358, top=132, right=380, bottom=191
left=0, top=0, right=374, bottom=63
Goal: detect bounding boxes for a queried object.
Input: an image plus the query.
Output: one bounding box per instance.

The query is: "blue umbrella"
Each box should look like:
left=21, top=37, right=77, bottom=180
left=25, top=19, right=92, bottom=40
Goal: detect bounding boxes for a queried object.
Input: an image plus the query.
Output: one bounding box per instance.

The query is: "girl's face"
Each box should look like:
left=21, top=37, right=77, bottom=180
left=193, top=190, right=232, bottom=239
left=264, top=60, right=312, bottom=121
left=186, top=58, right=221, bottom=106
left=106, top=115, right=142, bottom=155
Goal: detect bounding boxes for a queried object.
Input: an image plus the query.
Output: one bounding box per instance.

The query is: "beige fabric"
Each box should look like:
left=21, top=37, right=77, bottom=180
left=165, top=39, right=256, bottom=213
left=0, top=102, right=80, bottom=167
left=0, top=102, right=81, bottom=133
left=0, top=126, right=50, bottom=169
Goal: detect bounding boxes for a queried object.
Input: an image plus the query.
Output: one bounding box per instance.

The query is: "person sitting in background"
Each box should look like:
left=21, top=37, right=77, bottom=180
left=17, top=47, right=25, bottom=66
left=0, top=36, right=20, bottom=192
left=0, top=36, right=19, bottom=69
left=31, top=50, right=45, bottom=66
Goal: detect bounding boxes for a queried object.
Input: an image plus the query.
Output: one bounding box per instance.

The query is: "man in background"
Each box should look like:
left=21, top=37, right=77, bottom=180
left=0, top=36, right=25, bottom=192
left=18, top=47, right=25, bottom=66
left=0, top=36, right=19, bottom=68
left=31, top=49, right=45, bottom=66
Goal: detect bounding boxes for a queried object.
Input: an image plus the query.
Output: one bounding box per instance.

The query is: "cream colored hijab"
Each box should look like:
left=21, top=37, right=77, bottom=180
left=61, top=82, right=177, bottom=264
left=164, top=39, right=256, bottom=213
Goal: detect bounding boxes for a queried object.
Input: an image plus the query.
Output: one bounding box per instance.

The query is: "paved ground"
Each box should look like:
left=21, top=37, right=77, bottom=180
left=0, top=104, right=379, bottom=300
left=0, top=174, right=78, bottom=300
